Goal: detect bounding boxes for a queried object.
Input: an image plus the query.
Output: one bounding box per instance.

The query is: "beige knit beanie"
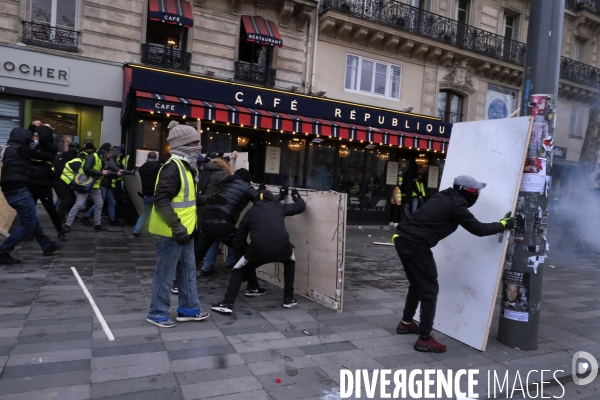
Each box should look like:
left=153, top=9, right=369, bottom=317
left=167, top=124, right=201, bottom=149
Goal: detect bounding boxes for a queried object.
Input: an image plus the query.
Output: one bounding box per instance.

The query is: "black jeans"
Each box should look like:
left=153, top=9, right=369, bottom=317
left=28, top=184, right=63, bottom=233
left=194, top=222, right=239, bottom=266
left=53, top=179, right=74, bottom=219
left=390, top=204, right=401, bottom=224
left=394, top=236, right=439, bottom=338
left=224, top=257, right=296, bottom=304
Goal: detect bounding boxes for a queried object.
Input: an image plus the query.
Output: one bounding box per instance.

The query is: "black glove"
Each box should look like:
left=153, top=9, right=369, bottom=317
left=171, top=223, right=191, bottom=246
left=279, top=185, right=289, bottom=201
left=258, top=183, right=267, bottom=191
left=206, top=192, right=228, bottom=206
left=137, top=191, right=144, bottom=198
left=291, top=189, right=301, bottom=201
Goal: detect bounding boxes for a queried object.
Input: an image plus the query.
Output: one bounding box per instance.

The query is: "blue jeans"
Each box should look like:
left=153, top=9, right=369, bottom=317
left=147, top=236, right=201, bottom=321
left=0, top=188, right=52, bottom=255
left=411, top=197, right=420, bottom=212
left=201, top=241, right=236, bottom=271
left=85, top=186, right=115, bottom=220
left=133, top=196, right=153, bottom=234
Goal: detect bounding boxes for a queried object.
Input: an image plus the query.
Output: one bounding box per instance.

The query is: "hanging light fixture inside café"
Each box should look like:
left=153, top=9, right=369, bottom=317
left=237, top=136, right=249, bottom=147
left=339, top=144, right=350, bottom=158
left=415, top=153, right=429, bottom=166
left=287, top=138, right=304, bottom=152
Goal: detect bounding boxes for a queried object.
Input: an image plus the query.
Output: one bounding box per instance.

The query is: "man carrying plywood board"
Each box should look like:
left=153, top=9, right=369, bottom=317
left=391, top=176, right=515, bottom=353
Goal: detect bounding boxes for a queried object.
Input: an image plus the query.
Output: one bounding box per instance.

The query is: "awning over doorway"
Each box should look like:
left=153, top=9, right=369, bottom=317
left=148, top=0, right=194, bottom=27
left=135, top=91, right=449, bottom=152
left=241, top=15, right=283, bottom=47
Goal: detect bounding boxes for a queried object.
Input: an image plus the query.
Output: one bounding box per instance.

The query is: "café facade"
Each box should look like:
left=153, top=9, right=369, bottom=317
left=121, top=64, right=451, bottom=224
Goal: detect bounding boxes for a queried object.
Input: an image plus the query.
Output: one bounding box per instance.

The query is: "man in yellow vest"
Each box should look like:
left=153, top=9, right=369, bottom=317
left=63, top=143, right=113, bottom=233
left=146, top=124, right=223, bottom=328
left=411, top=174, right=426, bottom=212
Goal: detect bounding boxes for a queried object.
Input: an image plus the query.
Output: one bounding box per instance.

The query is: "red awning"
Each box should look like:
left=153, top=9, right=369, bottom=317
left=241, top=15, right=283, bottom=47
left=135, top=91, right=448, bottom=152
left=149, top=0, right=194, bottom=28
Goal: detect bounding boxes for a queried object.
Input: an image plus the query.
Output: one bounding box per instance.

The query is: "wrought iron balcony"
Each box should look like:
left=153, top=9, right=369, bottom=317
left=141, top=43, right=191, bottom=72
left=565, top=0, right=600, bottom=15
left=560, top=57, right=600, bottom=87
left=22, top=21, right=79, bottom=52
left=321, top=0, right=526, bottom=65
left=234, top=61, right=276, bottom=87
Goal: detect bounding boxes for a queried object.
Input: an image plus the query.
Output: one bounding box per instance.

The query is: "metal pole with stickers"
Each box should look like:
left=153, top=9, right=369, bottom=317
left=497, top=0, right=564, bottom=350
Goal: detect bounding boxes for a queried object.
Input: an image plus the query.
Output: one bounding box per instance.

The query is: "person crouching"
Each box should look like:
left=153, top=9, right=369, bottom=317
left=211, top=187, right=306, bottom=313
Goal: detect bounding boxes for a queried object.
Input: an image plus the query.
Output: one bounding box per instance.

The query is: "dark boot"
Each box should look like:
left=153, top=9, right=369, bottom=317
left=414, top=335, right=446, bottom=353
left=396, top=320, right=419, bottom=335
left=80, top=217, right=92, bottom=226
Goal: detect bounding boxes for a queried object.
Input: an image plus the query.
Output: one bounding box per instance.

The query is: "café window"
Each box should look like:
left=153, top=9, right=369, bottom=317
left=146, top=21, right=187, bottom=50
left=437, top=90, right=463, bottom=123
left=345, top=54, right=402, bottom=99
left=338, top=144, right=364, bottom=210
left=31, top=0, right=77, bottom=29
left=306, top=141, right=336, bottom=191
left=238, top=23, right=272, bottom=68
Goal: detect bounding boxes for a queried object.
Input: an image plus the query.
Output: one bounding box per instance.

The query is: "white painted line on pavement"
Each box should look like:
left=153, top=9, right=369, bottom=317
left=71, top=267, right=115, bottom=341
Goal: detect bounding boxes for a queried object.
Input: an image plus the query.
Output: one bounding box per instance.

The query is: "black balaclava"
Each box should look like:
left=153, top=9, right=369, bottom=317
left=454, top=184, right=478, bottom=208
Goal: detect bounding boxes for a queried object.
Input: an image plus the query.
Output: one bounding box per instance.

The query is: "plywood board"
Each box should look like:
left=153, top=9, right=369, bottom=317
left=0, top=167, right=17, bottom=238
left=255, top=187, right=347, bottom=312
left=418, top=116, right=532, bottom=351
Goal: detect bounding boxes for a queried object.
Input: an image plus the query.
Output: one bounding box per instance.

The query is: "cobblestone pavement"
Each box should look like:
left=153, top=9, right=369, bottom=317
left=0, top=212, right=598, bottom=399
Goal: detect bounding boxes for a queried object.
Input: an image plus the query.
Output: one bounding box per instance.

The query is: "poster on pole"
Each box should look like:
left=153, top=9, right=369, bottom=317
left=386, top=161, right=399, bottom=185
left=501, top=271, right=530, bottom=322
left=427, top=166, right=440, bottom=188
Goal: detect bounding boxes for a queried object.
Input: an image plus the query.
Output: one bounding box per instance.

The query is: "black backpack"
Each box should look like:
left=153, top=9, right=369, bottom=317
left=197, top=170, right=212, bottom=195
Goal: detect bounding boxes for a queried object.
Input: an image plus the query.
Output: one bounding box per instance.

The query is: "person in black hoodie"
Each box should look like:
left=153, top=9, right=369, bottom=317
left=131, top=152, right=161, bottom=237
left=194, top=168, right=257, bottom=267
left=211, top=187, right=306, bottom=313
left=27, top=126, right=67, bottom=241
left=392, top=175, right=514, bottom=354
left=0, top=128, right=61, bottom=265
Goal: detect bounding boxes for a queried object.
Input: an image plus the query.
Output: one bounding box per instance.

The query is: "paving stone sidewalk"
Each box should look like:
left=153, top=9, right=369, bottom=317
left=0, top=212, right=598, bottom=399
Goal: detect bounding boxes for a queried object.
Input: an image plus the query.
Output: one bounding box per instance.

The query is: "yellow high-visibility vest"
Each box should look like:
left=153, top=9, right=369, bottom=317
left=61, top=158, right=83, bottom=185
left=149, top=157, right=197, bottom=237
left=90, top=153, right=103, bottom=189
left=412, top=181, right=425, bottom=197
left=391, top=186, right=402, bottom=203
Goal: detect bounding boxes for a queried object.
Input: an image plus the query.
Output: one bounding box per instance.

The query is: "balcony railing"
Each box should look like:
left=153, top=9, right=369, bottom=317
left=560, top=57, right=600, bottom=87
left=141, top=43, right=191, bottom=72
left=321, top=0, right=527, bottom=65
left=22, top=21, right=79, bottom=52
left=234, top=61, right=276, bottom=87
left=565, top=0, right=600, bottom=15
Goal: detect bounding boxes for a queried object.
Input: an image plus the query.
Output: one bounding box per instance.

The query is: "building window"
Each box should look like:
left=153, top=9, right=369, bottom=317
left=31, top=0, right=76, bottom=29
left=235, top=22, right=275, bottom=86
left=570, top=106, right=584, bottom=137
left=573, top=39, right=583, bottom=62
left=504, top=14, right=520, bottom=41
left=438, top=90, right=463, bottom=123
left=146, top=21, right=187, bottom=50
left=344, top=54, right=402, bottom=99
left=456, top=0, right=470, bottom=24
left=408, top=0, right=430, bottom=10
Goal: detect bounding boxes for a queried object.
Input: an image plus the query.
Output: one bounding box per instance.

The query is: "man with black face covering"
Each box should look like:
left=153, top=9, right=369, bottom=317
left=392, top=175, right=514, bottom=353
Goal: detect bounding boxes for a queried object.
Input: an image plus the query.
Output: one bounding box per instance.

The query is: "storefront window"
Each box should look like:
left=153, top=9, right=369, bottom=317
left=25, top=99, right=101, bottom=153
left=202, top=130, right=232, bottom=154
left=337, top=144, right=364, bottom=209
left=307, top=142, right=335, bottom=191
left=363, top=151, right=389, bottom=211
left=0, top=95, right=20, bottom=146
left=262, top=137, right=305, bottom=187
left=135, top=119, right=165, bottom=165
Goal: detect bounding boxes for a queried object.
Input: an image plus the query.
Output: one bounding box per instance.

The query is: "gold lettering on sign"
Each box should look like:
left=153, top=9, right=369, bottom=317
left=350, top=110, right=356, bottom=120
left=392, top=118, right=398, bottom=126
left=291, top=100, right=298, bottom=111
left=255, top=96, right=263, bottom=105
left=335, top=108, right=341, bottom=118
left=364, top=113, right=370, bottom=122
left=235, top=92, right=244, bottom=102
left=426, top=124, right=433, bottom=133
left=378, top=116, right=385, bottom=124
left=439, top=126, right=445, bottom=134
left=405, top=120, right=410, bottom=129
left=417, top=122, right=420, bottom=130
left=274, top=98, right=281, bottom=107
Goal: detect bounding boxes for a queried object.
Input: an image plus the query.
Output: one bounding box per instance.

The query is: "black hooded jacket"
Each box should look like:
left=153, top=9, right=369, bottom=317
left=204, top=175, right=258, bottom=224
left=395, top=187, right=504, bottom=247
left=29, top=126, right=59, bottom=186
left=233, top=190, right=306, bottom=263
left=1, top=128, right=54, bottom=192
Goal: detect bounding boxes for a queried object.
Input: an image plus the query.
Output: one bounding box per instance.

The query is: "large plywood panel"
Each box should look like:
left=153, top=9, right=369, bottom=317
left=256, top=187, right=347, bottom=311
left=423, top=117, right=532, bottom=351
